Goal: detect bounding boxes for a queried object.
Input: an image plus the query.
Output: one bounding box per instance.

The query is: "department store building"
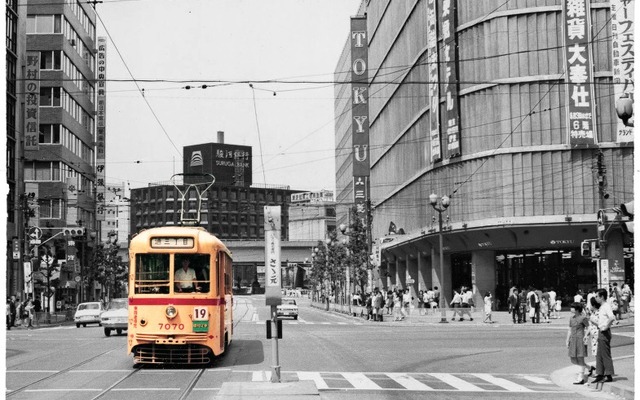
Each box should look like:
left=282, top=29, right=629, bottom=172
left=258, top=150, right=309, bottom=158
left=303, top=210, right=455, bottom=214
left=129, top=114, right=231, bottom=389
left=335, top=0, right=634, bottom=308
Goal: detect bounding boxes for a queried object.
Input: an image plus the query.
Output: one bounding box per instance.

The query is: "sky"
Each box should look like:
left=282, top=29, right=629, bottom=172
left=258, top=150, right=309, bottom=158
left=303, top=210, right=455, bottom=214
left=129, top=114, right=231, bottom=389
left=96, top=0, right=362, bottom=195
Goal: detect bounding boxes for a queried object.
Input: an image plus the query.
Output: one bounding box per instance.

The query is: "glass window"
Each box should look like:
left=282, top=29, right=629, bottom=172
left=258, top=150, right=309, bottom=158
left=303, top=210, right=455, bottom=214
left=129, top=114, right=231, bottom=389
left=36, top=15, right=53, bottom=33
left=174, top=254, right=211, bottom=294
left=134, top=254, right=170, bottom=294
left=26, top=15, right=35, bottom=33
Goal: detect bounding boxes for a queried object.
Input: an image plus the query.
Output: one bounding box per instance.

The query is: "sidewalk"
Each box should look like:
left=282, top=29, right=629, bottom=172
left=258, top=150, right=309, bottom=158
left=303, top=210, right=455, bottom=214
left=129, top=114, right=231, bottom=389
left=310, top=300, right=634, bottom=399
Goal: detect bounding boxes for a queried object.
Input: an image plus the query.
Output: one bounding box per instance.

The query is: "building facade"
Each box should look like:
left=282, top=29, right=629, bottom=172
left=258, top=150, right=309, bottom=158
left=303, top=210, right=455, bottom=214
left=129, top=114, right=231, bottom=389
left=335, top=0, right=634, bottom=308
left=288, top=190, right=337, bottom=241
left=7, top=0, right=99, bottom=303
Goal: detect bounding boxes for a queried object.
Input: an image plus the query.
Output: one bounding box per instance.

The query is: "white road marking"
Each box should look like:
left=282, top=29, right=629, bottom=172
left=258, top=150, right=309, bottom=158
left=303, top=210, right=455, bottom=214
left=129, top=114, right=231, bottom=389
left=342, top=372, right=380, bottom=390
left=25, top=389, right=102, bottom=392
left=387, top=373, right=434, bottom=390
left=521, top=375, right=553, bottom=384
left=297, top=371, right=329, bottom=389
left=252, top=370, right=272, bottom=381
left=429, top=373, right=484, bottom=391
left=472, top=373, right=533, bottom=392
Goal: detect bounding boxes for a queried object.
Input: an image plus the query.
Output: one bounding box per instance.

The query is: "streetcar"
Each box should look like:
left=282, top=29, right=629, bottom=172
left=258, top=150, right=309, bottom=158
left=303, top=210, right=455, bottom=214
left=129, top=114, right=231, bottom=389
left=127, top=174, right=233, bottom=365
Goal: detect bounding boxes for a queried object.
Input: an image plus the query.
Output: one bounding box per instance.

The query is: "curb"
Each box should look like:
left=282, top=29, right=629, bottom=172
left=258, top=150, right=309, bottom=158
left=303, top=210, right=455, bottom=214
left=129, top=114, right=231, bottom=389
left=550, top=358, right=635, bottom=400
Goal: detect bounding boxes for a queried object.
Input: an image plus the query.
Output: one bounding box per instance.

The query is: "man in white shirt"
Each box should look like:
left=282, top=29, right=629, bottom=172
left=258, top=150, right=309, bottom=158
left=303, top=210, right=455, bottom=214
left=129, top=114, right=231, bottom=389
left=175, top=259, right=200, bottom=292
left=590, top=288, right=616, bottom=383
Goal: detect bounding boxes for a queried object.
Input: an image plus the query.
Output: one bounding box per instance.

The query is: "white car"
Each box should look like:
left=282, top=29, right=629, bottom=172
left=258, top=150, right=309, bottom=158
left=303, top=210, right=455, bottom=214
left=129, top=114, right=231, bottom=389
left=276, top=298, right=298, bottom=319
left=74, top=302, right=103, bottom=328
left=100, top=298, right=129, bottom=337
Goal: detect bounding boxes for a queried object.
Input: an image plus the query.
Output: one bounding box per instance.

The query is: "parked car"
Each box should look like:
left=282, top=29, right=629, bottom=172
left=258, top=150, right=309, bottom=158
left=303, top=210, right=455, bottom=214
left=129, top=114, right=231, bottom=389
left=74, top=302, right=103, bottom=327
left=276, top=298, right=298, bottom=319
left=100, top=298, right=129, bottom=337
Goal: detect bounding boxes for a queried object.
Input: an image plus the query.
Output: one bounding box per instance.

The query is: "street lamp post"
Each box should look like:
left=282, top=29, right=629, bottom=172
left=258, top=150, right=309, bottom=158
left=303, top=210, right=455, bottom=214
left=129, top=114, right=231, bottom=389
left=339, top=223, right=351, bottom=314
left=429, top=193, right=450, bottom=323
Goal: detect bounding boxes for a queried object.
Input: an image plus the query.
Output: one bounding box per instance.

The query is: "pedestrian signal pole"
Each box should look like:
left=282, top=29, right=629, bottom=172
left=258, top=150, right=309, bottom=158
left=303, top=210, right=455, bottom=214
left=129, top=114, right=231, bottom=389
left=264, top=206, right=282, bottom=383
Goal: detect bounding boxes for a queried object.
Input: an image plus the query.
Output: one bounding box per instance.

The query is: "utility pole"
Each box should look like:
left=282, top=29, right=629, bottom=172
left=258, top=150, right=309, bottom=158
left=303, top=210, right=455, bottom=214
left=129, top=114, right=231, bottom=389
left=596, top=150, right=608, bottom=288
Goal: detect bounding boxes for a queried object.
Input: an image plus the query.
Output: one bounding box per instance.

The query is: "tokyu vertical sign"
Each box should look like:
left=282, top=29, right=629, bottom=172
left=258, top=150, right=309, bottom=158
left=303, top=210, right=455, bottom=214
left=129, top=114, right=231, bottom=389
left=350, top=16, right=370, bottom=223
left=351, top=16, right=369, bottom=177
left=264, top=206, right=282, bottom=306
left=563, top=0, right=597, bottom=146
left=442, top=0, right=461, bottom=159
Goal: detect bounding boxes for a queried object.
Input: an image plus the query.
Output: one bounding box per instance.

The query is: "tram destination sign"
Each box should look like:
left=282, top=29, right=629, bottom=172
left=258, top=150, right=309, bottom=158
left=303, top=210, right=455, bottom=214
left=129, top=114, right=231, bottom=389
left=150, top=237, right=194, bottom=249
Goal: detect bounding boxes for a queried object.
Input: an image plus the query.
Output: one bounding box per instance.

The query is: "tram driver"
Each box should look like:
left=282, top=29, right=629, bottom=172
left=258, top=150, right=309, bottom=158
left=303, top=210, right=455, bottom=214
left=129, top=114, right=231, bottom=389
left=175, top=258, right=201, bottom=292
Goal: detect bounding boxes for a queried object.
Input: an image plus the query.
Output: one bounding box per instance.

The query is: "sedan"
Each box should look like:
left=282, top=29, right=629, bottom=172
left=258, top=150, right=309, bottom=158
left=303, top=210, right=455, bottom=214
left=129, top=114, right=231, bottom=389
left=276, top=298, right=298, bottom=319
left=74, top=302, right=103, bottom=327
left=100, top=298, right=128, bottom=337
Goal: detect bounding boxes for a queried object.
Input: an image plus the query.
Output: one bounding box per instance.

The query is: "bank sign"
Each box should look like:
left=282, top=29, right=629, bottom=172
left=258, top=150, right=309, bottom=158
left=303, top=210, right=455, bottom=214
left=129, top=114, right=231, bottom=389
left=183, top=143, right=252, bottom=186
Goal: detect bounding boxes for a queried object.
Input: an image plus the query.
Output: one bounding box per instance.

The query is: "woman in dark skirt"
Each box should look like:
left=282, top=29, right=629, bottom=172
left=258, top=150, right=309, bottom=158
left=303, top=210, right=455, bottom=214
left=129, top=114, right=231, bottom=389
left=566, top=302, right=593, bottom=384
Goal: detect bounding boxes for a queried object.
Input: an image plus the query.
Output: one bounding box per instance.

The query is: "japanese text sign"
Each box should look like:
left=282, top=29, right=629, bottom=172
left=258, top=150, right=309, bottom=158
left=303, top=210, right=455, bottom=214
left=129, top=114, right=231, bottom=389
left=264, top=206, right=282, bottom=306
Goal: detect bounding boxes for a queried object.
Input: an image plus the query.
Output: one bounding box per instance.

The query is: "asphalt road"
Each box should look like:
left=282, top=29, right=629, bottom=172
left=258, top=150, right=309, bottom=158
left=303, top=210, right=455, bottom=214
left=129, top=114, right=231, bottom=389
left=5, top=295, right=633, bottom=400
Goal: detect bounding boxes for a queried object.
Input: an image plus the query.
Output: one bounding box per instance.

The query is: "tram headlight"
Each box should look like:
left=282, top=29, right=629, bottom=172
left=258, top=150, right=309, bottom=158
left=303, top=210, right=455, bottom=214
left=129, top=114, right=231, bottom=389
left=165, top=305, right=178, bottom=319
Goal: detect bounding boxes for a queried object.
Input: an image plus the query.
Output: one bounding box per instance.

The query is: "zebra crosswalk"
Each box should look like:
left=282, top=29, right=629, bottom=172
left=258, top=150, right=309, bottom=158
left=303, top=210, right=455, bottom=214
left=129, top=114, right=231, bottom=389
left=242, top=318, right=364, bottom=326
left=245, top=370, right=568, bottom=393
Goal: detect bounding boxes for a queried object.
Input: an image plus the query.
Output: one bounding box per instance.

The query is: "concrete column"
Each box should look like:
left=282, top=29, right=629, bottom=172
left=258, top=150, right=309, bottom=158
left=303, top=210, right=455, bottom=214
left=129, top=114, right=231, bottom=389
left=387, top=259, right=396, bottom=289
left=431, top=246, right=452, bottom=305
left=408, top=254, right=419, bottom=298
left=472, top=250, right=496, bottom=308
left=417, top=251, right=432, bottom=291
left=396, top=257, right=406, bottom=290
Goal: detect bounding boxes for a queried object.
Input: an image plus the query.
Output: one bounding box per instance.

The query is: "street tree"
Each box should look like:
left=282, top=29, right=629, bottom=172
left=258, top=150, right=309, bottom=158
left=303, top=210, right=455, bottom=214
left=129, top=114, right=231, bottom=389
left=344, top=206, right=370, bottom=296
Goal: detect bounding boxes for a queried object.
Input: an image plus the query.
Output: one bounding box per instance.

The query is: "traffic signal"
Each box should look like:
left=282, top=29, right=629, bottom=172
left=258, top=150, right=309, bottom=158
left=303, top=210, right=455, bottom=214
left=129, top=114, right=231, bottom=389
left=581, top=240, right=591, bottom=257
left=63, top=227, right=85, bottom=236
left=619, top=201, right=634, bottom=235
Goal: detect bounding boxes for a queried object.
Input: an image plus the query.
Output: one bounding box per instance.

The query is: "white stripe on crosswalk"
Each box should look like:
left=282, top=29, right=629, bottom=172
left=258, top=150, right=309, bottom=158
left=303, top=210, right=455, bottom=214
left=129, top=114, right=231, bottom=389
left=252, top=371, right=271, bottom=382
left=429, top=373, right=484, bottom=391
left=342, top=372, right=380, bottom=390
left=297, top=372, right=329, bottom=389
left=472, top=373, right=533, bottom=392
left=387, top=373, right=434, bottom=390
left=320, top=322, right=331, bottom=325
left=521, top=375, right=553, bottom=384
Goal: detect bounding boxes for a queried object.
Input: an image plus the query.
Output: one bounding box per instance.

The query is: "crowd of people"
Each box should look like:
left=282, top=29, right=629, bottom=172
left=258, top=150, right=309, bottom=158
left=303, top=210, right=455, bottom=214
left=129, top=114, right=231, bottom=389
left=565, top=283, right=632, bottom=386
left=5, top=296, right=41, bottom=330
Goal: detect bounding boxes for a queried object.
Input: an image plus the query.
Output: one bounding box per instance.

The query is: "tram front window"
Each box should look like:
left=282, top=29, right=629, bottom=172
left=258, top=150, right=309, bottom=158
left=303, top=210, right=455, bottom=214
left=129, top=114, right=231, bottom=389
left=174, top=254, right=210, bottom=293
left=135, top=254, right=170, bottom=294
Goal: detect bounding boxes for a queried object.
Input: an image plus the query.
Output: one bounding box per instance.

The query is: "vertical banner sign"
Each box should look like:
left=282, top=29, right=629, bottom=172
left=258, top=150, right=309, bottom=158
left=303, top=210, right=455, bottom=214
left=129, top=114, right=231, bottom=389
left=24, top=52, right=40, bottom=151
left=611, top=0, right=634, bottom=143
left=351, top=16, right=370, bottom=222
left=442, top=0, right=461, bottom=159
left=351, top=17, right=370, bottom=177
left=353, top=176, right=369, bottom=225
left=427, top=0, right=442, bottom=162
left=96, top=37, right=107, bottom=221
left=563, top=0, right=597, bottom=146
left=264, top=206, right=282, bottom=306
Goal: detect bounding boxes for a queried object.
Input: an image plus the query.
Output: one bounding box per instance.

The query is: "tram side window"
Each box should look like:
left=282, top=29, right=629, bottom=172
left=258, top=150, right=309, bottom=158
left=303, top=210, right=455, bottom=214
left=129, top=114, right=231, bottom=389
left=135, top=254, right=170, bottom=294
left=174, top=253, right=210, bottom=293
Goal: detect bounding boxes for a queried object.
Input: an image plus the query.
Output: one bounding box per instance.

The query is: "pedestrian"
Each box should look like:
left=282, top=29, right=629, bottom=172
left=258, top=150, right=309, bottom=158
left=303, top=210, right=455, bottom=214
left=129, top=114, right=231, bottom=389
left=385, top=290, right=393, bottom=315
left=23, top=297, right=34, bottom=329
left=548, top=287, right=557, bottom=319
left=589, top=288, right=616, bottom=384
left=508, top=288, right=521, bottom=323
left=9, top=296, right=16, bottom=328
left=418, top=290, right=424, bottom=315
left=483, top=292, right=493, bottom=323
left=421, top=289, right=430, bottom=315
left=32, top=298, right=41, bottom=327
left=609, top=283, right=622, bottom=321
left=587, top=296, right=600, bottom=357
left=540, top=295, right=550, bottom=323
left=574, top=289, right=584, bottom=304
left=402, top=289, right=411, bottom=317
left=6, top=299, right=12, bottom=330
left=566, top=302, right=592, bottom=384
left=393, top=290, right=403, bottom=321
left=527, top=286, right=539, bottom=323
left=460, top=286, right=473, bottom=321
left=372, top=288, right=383, bottom=322
left=365, top=293, right=373, bottom=321
left=450, top=289, right=462, bottom=321
left=620, top=282, right=632, bottom=314
left=519, top=287, right=528, bottom=323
